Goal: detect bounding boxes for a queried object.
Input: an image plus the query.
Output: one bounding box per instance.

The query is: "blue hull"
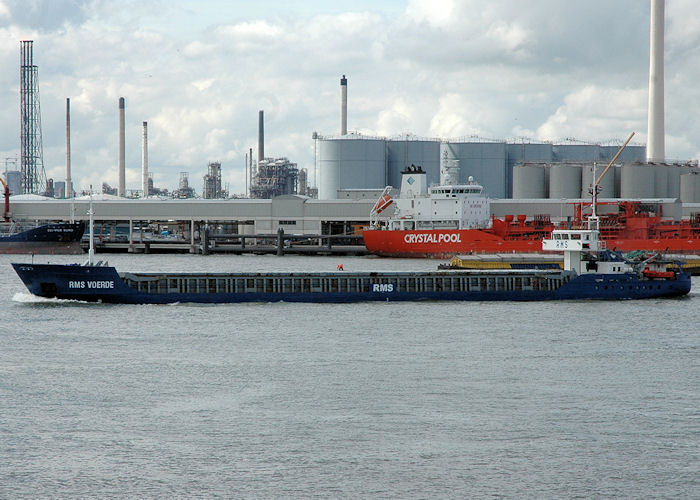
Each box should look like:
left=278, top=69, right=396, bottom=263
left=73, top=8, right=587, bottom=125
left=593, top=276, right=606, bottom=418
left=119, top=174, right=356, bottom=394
left=1, top=222, right=85, bottom=254
left=11, top=263, right=691, bottom=304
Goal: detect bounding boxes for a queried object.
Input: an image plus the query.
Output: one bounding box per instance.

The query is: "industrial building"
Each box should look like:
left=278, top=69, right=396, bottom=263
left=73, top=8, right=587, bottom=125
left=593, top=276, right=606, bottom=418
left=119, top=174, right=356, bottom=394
left=315, top=135, right=648, bottom=200
left=202, top=161, right=224, bottom=199
left=511, top=159, right=700, bottom=201
left=8, top=196, right=699, bottom=240
left=250, top=157, right=299, bottom=199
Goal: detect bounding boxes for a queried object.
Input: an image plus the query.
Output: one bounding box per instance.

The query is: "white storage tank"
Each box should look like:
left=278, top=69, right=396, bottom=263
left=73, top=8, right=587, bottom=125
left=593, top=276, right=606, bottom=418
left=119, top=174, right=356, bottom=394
left=387, top=139, right=440, bottom=189
left=444, top=141, right=507, bottom=198
left=620, top=163, right=656, bottom=198
left=549, top=164, right=582, bottom=198
left=512, top=164, right=546, bottom=198
left=667, top=165, right=693, bottom=198
left=318, top=137, right=387, bottom=199
left=581, top=163, right=615, bottom=198
left=680, top=172, right=700, bottom=203
left=654, top=165, right=668, bottom=198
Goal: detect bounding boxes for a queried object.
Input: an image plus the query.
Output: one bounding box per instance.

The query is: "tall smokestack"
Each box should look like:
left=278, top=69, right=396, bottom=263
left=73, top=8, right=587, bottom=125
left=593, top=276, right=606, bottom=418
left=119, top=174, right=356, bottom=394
left=340, top=74, right=347, bottom=135
left=646, top=0, right=665, bottom=163
left=118, top=97, right=126, bottom=196
left=249, top=146, right=253, bottom=196
left=65, top=98, right=71, bottom=198
left=142, top=121, right=148, bottom=198
left=258, top=110, right=264, bottom=162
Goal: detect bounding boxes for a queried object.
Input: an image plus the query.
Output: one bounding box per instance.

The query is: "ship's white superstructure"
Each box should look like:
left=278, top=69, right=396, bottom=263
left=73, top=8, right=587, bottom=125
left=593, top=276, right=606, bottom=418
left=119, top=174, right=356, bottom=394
left=371, top=165, right=491, bottom=231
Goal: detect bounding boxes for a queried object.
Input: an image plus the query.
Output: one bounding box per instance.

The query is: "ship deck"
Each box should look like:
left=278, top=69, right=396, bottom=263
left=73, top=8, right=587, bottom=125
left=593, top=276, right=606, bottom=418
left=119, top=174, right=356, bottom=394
left=120, top=269, right=570, bottom=296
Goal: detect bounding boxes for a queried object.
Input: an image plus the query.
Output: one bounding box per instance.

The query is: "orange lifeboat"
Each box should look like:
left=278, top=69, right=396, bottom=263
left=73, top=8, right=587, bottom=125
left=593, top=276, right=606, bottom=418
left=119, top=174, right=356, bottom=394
left=373, top=194, right=393, bottom=214
left=642, top=268, right=675, bottom=279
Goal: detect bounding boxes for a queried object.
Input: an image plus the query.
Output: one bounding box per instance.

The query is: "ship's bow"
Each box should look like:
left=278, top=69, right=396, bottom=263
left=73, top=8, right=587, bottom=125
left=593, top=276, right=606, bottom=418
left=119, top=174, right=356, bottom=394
left=11, top=262, right=126, bottom=301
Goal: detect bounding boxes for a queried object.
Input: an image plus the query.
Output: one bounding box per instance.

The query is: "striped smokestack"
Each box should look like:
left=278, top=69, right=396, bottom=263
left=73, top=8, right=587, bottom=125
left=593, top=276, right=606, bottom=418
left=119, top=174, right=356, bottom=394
left=646, top=0, right=665, bottom=163
left=118, top=97, right=126, bottom=196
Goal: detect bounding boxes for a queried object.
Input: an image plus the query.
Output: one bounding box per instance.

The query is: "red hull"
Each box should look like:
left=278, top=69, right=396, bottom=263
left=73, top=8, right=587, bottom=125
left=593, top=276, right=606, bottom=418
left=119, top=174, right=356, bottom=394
left=363, top=228, right=700, bottom=258
left=365, top=201, right=700, bottom=257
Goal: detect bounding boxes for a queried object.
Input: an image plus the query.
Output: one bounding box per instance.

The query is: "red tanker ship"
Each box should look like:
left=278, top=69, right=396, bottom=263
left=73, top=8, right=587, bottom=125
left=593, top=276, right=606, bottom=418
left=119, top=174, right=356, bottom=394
left=363, top=165, right=700, bottom=258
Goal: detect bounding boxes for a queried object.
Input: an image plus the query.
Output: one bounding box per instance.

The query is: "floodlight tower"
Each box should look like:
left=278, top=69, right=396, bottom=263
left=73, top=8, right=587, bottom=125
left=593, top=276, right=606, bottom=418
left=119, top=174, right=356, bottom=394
left=19, top=40, right=47, bottom=194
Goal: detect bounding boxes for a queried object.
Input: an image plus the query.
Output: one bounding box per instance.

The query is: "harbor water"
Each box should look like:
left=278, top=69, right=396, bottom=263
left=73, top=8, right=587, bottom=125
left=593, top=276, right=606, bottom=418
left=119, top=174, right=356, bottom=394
left=1, top=253, right=698, bottom=498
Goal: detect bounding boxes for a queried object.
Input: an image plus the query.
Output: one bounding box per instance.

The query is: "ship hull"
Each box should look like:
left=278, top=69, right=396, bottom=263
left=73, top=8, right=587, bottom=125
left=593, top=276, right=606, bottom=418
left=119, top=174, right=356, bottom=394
left=362, top=228, right=700, bottom=258
left=0, top=222, right=85, bottom=254
left=11, top=263, right=691, bottom=304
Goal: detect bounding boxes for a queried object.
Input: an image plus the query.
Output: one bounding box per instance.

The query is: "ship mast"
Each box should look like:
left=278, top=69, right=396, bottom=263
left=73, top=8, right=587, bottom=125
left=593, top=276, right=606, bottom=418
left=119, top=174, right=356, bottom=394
left=86, top=185, right=95, bottom=266
left=589, top=132, right=635, bottom=231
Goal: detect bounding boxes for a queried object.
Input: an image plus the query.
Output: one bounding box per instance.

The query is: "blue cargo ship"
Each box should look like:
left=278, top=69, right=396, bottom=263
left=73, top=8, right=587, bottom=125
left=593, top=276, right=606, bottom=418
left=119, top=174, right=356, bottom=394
left=1, top=221, right=85, bottom=254
left=10, top=260, right=691, bottom=304
left=10, top=224, right=691, bottom=303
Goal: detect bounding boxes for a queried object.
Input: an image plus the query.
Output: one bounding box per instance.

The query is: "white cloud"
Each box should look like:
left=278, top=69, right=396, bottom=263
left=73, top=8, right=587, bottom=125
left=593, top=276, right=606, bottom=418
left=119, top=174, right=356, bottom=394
left=535, top=86, right=647, bottom=143
left=1, top=1, right=699, bottom=195
left=404, top=0, right=455, bottom=28
left=429, top=94, right=481, bottom=138
left=376, top=97, right=415, bottom=136
left=486, top=21, right=532, bottom=56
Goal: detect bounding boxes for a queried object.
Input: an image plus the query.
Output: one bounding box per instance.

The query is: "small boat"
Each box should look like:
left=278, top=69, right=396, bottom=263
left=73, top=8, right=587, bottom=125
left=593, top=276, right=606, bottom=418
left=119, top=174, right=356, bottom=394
left=642, top=268, right=676, bottom=279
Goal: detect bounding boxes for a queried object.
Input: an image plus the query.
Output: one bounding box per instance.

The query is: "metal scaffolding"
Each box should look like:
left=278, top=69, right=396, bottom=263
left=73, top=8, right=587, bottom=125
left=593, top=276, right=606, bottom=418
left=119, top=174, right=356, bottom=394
left=250, top=157, right=299, bottom=199
left=19, top=40, right=47, bottom=194
left=203, top=162, right=225, bottom=199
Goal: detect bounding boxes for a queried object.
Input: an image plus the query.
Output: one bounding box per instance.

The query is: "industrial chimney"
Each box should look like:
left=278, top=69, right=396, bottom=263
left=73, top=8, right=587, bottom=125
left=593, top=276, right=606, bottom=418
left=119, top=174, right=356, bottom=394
left=65, top=98, right=71, bottom=198
left=258, top=110, right=264, bottom=162
left=340, top=75, right=347, bottom=135
left=118, top=97, right=126, bottom=196
left=646, top=0, right=665, bottom=163
left=142, top=121, right=148, bottom=198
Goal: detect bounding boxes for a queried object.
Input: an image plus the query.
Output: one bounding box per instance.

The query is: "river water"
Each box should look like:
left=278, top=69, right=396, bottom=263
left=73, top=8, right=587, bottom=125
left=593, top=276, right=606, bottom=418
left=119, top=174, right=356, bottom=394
left=1, top=253, right=698, bottom=498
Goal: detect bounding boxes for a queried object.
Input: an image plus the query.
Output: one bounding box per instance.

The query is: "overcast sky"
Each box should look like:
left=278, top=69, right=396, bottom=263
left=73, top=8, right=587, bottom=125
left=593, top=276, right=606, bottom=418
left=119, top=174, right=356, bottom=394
left=1, top=0, right=699, bottom=195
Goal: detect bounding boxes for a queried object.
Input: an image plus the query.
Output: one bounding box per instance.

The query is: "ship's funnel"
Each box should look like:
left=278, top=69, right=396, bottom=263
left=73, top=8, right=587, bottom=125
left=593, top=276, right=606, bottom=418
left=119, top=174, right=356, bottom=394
left=646, top=0, right=665, bottom=163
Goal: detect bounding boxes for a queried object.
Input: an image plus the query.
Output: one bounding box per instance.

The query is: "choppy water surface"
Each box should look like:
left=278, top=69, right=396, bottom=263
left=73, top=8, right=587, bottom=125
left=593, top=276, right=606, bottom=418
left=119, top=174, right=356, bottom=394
left=1, top=253, right=698, bottom=498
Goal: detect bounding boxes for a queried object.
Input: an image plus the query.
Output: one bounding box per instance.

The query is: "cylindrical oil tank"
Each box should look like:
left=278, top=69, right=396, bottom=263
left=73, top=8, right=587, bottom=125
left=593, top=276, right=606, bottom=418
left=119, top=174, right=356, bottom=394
left=667, top=165, right=693, bottom=198
left=549, top=164, right=582, bottom=198
left=512, top=165, right=546, bottom=198
left=581, top=163, right=615, bottom=198
left=680, top=172, right=700, bottom=203
left=447, top=141, right=507, bottom=198
left=654, top=165, right=668, bottom=198
left=387, top=139, right=440, bottom=188
left=318, top=137, right=386, bottom=199
left=620, top=163, right=656, bottom=198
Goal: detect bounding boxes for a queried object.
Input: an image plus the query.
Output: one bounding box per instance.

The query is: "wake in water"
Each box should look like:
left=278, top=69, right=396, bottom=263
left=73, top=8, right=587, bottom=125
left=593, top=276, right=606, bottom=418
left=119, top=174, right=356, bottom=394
left=12, top=292, right=94, bottom=305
